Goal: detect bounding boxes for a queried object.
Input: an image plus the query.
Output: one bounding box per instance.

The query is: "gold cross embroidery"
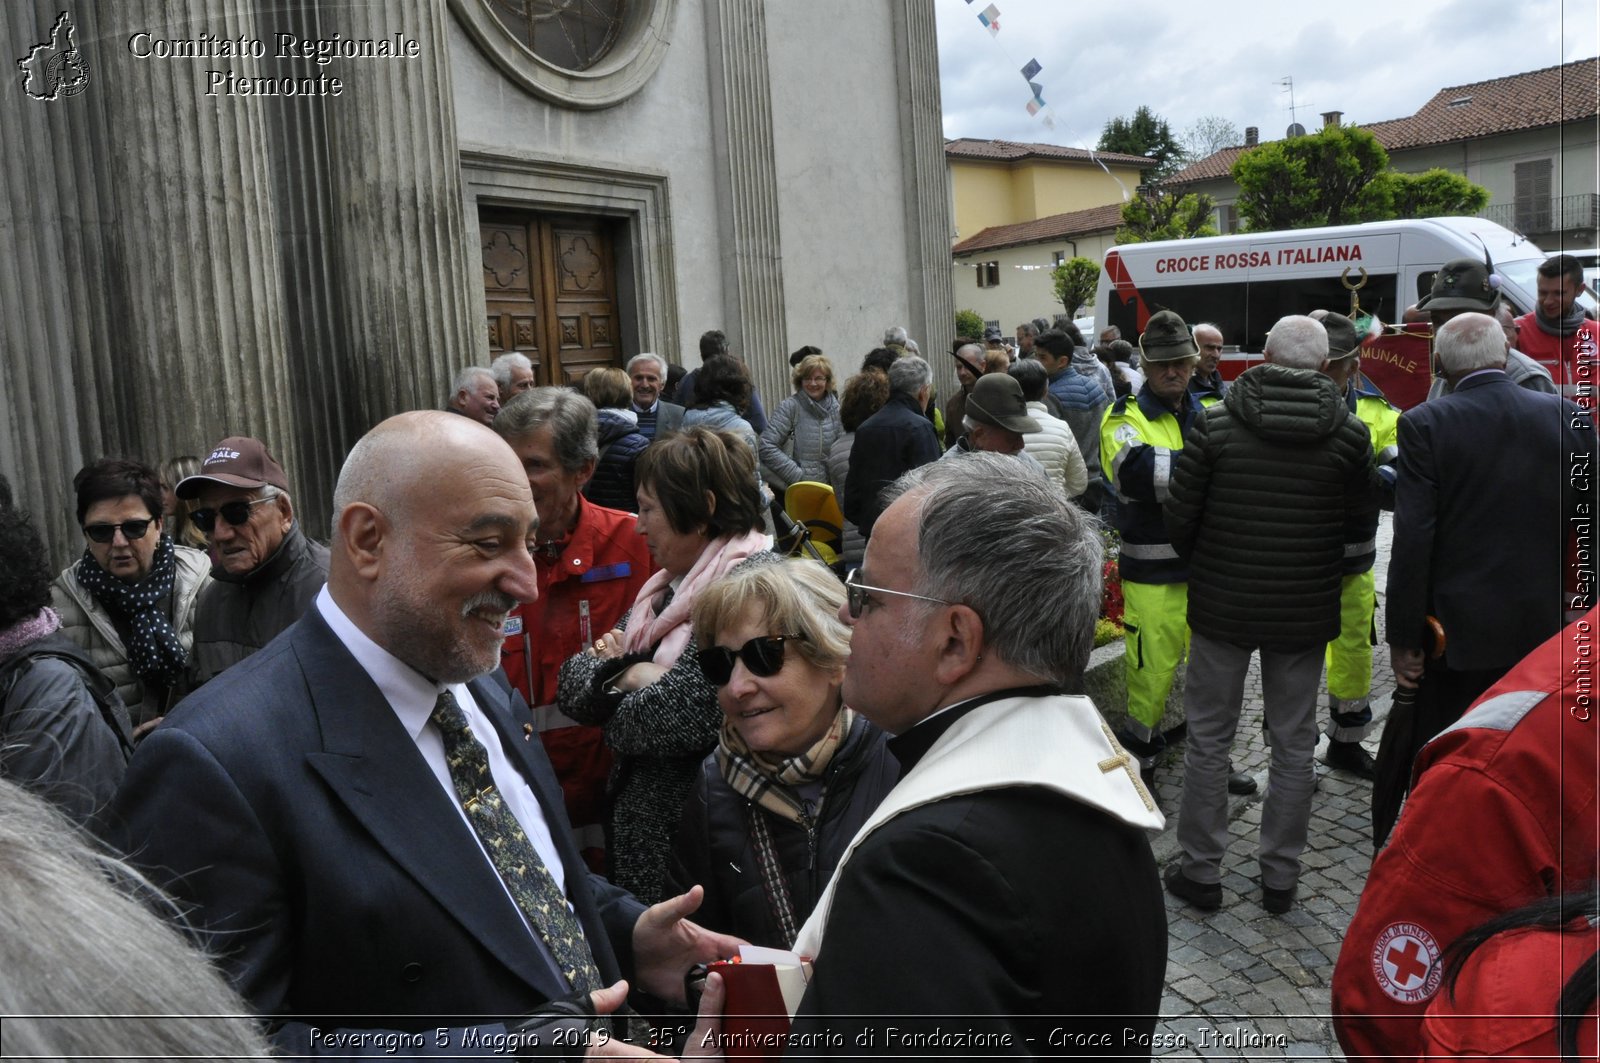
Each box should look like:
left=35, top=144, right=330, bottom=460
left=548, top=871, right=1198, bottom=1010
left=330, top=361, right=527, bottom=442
left=1096, top=721, right=1157, bottom=812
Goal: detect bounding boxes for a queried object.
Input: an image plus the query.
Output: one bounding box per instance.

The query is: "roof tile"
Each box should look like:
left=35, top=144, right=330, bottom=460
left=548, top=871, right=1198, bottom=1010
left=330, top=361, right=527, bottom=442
left=952, top=202, right=1126, bottom=255
left=945, top=137, right=1151, bottom=168
left=1170, top=56, right=1599, bottom=184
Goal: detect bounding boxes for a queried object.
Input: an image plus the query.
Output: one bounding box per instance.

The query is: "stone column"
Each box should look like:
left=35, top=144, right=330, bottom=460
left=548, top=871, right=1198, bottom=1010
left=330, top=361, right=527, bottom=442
left=894, top=1, right=956, bottom=375
left=313, top=0, right=478, bottom=427
left=702, top=0, right=788, bottom=400
left=1, top=0, right=291, bottom=563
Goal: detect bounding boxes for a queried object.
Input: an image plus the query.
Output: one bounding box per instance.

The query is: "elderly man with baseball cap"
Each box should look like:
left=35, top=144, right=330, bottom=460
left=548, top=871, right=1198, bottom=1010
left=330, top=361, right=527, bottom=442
left=178, top=437, right=328, bottom=684
left=1100, top=311, right=1256, bottom=797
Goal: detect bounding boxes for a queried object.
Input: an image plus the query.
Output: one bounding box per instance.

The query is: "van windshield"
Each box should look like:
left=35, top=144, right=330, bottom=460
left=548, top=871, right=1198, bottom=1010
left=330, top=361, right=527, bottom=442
left=1499, top=258, right=1600, bottom=316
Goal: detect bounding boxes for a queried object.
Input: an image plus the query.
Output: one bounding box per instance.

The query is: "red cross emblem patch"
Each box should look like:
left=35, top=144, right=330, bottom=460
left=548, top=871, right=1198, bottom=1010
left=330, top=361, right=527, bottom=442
left=1371, top=921, right=1443, bottom=1004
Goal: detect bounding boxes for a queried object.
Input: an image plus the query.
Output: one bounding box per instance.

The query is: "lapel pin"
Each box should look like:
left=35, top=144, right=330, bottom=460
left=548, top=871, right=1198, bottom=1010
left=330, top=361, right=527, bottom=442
left=523, top=723, right=534, bottom=741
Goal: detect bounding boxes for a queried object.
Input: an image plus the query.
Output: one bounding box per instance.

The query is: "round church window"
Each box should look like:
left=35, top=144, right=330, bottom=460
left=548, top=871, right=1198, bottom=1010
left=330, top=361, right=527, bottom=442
left=451, top=0, right=675, bottom=110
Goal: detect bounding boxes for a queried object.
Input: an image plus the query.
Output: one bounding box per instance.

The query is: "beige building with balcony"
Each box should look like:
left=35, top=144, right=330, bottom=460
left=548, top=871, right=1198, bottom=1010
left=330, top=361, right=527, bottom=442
left=946, top=139, right=1146, bottom=331
left=1168, top=57, right=1599, bottom=249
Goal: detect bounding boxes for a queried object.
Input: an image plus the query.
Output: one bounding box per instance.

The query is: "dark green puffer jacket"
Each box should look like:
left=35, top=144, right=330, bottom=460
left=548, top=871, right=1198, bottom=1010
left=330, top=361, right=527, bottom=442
left=1164, top=363, right=1379, bottom=649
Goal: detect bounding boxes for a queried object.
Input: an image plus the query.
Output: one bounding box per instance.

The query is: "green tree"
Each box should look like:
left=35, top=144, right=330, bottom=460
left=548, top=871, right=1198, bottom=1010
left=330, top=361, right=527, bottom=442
left=1098, top=105, right=1184, bottom=180
left=1231, top=126, right=1392, bottom=230
left=1115, top=188, right=1218, bottom=243
left=1229, top=126, right=1483, bottom=231
left=955, top=308, right=985, bottom=341
left=1051, top=257, right=1099, bottom=316
left=1381, top=168, right=1491, bottom=219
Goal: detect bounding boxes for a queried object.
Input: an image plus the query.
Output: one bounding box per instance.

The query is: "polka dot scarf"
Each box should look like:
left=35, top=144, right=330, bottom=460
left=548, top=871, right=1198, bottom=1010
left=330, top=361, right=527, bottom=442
left=73, top=534, right=188, bottom=687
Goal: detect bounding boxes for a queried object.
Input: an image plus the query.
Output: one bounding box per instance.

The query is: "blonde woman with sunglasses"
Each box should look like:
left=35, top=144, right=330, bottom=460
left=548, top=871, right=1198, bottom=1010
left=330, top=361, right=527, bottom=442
left=664, top=559, right=896, bottom=948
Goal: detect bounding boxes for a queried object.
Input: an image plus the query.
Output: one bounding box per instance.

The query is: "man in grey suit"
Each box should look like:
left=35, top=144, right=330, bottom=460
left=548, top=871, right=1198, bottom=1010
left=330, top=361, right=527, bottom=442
left=111, top=411, right=731, bottom=1058
left=627, top=353, right=684, bottom=440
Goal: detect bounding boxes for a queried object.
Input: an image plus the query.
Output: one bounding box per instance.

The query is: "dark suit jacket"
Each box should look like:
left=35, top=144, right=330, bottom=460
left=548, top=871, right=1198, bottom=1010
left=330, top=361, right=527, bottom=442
left=841, top=394, right=941, bottom=539
left=109, top=608, right=645, bottom=1056
left=1386, top=371, right=1594, bottom=671
left=786, top=788, right=1166, bottom=1055
left=654, top=400, right=686, bottom=438
left=633, top=398, right=684, bottom=438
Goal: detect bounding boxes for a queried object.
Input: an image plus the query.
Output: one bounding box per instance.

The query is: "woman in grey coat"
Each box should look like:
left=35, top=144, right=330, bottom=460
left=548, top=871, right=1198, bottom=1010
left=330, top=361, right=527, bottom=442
left=761, top=353, right=842, bottom=491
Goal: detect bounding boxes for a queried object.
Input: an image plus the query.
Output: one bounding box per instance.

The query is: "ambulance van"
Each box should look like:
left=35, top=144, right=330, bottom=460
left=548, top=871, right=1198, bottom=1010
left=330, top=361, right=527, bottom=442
left=1094, top=217, right=1593, bottom=408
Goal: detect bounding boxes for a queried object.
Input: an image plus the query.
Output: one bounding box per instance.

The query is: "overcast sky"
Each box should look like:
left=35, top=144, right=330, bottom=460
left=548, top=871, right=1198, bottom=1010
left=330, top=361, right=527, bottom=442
left=936, top=0, right=1599, bottom=159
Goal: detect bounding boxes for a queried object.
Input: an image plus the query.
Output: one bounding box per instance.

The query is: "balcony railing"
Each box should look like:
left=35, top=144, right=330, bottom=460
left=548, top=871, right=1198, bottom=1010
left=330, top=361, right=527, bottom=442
left=1481, top=193, right=1600, bottom=236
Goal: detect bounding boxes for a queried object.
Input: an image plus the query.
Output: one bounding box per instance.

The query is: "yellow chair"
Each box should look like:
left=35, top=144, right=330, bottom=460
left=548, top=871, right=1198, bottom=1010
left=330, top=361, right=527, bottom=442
left=782, top=481, right=845, bottom=568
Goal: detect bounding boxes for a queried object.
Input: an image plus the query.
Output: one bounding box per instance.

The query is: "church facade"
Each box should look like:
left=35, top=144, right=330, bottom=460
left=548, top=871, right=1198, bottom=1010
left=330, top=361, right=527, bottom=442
left=3, top=0, right=952, bottom=559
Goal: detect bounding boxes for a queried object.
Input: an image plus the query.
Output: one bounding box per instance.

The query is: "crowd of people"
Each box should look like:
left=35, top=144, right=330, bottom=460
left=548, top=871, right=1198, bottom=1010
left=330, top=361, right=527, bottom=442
left=0, top=253, right=1594, bottom=1058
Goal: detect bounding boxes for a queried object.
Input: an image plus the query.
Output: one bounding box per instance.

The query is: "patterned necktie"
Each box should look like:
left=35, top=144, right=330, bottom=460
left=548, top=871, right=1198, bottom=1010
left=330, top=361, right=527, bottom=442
left=430, top=690, right=603, bottom=994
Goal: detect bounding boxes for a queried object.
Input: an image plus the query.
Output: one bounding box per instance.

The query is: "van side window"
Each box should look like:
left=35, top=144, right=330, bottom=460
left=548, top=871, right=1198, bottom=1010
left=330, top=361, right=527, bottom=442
left=1106, top=274, right=1396, bottom=353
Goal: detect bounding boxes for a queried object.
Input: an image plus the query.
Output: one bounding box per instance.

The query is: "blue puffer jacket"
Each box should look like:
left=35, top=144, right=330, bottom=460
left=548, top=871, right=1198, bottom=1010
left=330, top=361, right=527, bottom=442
left=1048, top=366, right=1110, bottom=484
left=584, top=408, right=650, bottom=513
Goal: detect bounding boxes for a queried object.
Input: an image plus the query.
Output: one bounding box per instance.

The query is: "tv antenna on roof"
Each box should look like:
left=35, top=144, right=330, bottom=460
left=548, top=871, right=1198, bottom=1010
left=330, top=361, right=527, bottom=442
left=1279, top=76, right=1307, bottom=137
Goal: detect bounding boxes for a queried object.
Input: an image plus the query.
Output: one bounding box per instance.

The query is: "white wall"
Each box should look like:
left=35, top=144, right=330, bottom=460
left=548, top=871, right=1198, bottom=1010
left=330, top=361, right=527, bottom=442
left=766, top=1, right=916, bottom=378
left=952, top=232, right=1120, bottom=333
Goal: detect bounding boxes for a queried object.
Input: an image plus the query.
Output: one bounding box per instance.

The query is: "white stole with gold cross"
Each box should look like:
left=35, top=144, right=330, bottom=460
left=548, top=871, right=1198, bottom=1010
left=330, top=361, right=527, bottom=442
left=793, top=693, right=1164, bottom=960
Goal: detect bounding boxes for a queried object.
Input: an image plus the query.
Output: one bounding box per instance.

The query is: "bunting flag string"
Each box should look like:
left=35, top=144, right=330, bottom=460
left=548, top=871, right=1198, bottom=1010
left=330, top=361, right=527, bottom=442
left=952, top=0, right=1129, bottom=200
left=955, top=261, right=1070, bottom=271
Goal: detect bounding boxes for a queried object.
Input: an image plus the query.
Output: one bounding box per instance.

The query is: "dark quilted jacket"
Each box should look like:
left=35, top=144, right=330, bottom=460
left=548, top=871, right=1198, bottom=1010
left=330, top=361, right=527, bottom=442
left=664, top=713, right=899, bottom=948
left=1164, top=363, right=1378, bottom=649
left=585, top=409, right=650, bottom=513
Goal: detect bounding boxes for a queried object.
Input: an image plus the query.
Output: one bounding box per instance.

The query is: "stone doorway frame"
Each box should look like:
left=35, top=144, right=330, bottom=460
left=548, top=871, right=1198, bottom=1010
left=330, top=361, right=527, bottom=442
left=460, top=148, right=680, bottom=370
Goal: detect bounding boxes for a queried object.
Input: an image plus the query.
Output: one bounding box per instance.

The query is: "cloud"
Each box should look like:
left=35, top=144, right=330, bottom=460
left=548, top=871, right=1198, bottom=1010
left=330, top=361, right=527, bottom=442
left=936, top=0, right=1595, bottom=152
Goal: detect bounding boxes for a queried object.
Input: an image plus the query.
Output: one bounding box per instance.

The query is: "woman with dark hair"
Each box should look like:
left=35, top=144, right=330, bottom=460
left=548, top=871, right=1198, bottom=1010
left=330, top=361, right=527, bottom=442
left=579, top=367, right=651, bottom=513
left=50, top=458, right=210, bottom=731
left=667, top=561, right=896, bottom=947
left=1423, top=887, right=1598, bottom=1061
left=558, top=427, right=779, bottom=902
left=682, top=355, right=762, bottom=478
left=826, top=371, right=890, bottom=571
left=0, top=479, right=134, bottom=827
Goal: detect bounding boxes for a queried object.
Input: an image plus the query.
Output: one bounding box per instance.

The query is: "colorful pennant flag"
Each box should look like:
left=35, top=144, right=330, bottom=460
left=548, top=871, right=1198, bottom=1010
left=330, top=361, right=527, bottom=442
left=1028, top=79, right=1044, bottom=98
left=979, top=4, right=1000, bottom=34
left=1020, top=58, right=1041, bottom=81
left=1026, top=97, right=1042, bottom=116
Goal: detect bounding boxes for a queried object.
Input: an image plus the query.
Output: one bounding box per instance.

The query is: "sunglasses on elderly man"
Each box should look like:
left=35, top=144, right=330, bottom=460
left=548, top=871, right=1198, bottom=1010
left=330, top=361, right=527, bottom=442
left=699, top=634, right=804, bottom=687
left=190, top=496, right=274, bottom=534
left=83, top=518, right=154, bottom=543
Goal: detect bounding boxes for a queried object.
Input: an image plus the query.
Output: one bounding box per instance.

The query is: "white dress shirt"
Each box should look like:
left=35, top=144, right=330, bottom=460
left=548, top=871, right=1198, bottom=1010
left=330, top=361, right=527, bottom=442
left=315, top=588, right=572, bottom=940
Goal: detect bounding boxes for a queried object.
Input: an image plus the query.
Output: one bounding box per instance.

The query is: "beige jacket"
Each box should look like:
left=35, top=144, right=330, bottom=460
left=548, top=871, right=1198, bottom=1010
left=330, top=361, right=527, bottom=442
left=51, top=546, right=211, bottom=727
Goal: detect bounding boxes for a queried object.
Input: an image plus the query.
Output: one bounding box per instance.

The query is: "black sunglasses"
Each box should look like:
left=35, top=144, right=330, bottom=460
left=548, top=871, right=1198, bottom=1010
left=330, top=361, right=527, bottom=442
left=699, top=634, right=804, bottom=687
left=83, top=518, right=154, bottom=544
left=191, top=496, right=273, bottom=534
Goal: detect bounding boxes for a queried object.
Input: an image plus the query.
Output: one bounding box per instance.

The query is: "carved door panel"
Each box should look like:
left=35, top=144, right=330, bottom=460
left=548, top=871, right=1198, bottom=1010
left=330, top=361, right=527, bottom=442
left=543, top=218, right=619, bottom=385
left=481, top=213, right=544, bottom=378
left=479, top=209, right=619, bottom=386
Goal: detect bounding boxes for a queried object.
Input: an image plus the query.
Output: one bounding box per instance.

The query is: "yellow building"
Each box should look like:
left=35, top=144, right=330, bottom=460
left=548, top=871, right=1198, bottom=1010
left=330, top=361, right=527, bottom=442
left=946, top=138, right=1148, bottom=243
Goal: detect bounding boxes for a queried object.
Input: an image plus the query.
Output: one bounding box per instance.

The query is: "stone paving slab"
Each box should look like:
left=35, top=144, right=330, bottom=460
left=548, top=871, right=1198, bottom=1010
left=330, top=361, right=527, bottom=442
left=1138, top=514, right=1397, bottom=1060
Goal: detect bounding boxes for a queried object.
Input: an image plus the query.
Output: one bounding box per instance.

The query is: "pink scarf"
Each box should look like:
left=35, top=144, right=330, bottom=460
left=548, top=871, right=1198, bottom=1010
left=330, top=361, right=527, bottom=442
left=0, top=607, right=61, bottom=661
left=623, top=529, right=769, bottom=665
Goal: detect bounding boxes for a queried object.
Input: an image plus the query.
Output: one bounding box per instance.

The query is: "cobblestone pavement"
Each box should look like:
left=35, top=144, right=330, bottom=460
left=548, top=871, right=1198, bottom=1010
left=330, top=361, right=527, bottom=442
left=1141, top=515, right=1397, bottom=1060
